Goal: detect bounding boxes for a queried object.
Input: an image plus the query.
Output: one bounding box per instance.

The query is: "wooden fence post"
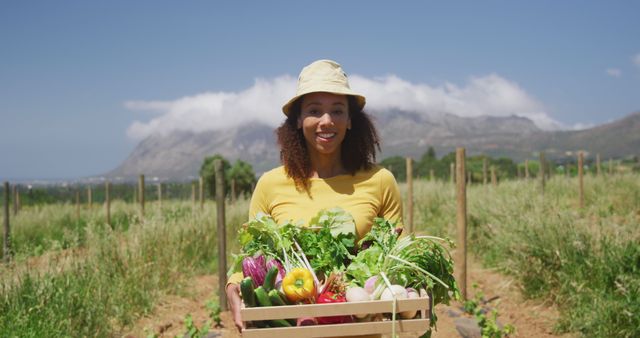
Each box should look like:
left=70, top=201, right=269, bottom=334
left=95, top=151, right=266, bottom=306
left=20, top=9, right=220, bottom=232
left=12, top=185, right=18, bottom=216
left=199, top=176, right=204, bottom=210
left=87, top=186, right=92, bottom=209
left=75, top=191, right=80, bottom=220
left=596, top=153, right=601, bottom=177
left=525, top=159, right=529, bottom=179
left=539, top=152, right=546, bottom=195
left=429, top=169, right=435, bottom=182
left=191, top=181, right=196, bottom=208
left=3, top=182, right=11, bottom=263
left=139, top=174, right=145, bottom=219
left=455, top=148, right=467, bottom=300
left=105, top=181, right=111, bottom=226
left=491, top=166, right=497, bottom=187
left=483, top=157, right=488, bottom=185
left=157, top=183, right=162, bottom=209
left=406, top=157, right=413, bottom=234
left=578, top=152, right=584, bottom=209
left=16, top=190, right=20, bottom=212
left=214, top=159, right=228, bottom=311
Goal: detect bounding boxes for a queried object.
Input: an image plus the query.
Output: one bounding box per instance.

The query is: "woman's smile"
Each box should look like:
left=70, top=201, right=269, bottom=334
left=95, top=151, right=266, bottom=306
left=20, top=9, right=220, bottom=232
left=298, top=92, right=351, bottom=157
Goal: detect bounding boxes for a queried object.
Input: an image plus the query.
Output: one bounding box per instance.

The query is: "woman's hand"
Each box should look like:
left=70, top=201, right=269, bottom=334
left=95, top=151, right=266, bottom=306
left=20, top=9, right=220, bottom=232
left=226, top=283, right=245, bottom=332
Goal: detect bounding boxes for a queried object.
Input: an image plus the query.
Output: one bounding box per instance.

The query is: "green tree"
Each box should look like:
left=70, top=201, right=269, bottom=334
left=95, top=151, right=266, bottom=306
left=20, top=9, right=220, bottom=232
left=200, top=154, right=231, bottom=199
left=380, top=156, right=407, bottom=181
left=416, top=146, right=438, bottom=178
left=228, top=160, right=257, bottom=199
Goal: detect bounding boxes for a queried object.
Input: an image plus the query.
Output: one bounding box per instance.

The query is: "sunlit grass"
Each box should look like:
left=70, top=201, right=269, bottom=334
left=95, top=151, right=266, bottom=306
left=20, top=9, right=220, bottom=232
left=401, top=173, right=640, bottom=337
left=0, top=199, right=248, bottom=337
left=1, top=173, right=638, bottom=337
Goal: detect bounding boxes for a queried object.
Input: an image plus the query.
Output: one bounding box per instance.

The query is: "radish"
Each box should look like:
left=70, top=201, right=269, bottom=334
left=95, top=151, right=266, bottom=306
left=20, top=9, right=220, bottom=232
left=346, top=286, right=371, bottom=319
left=399, top=287, right=419, bottom=319
left=380, top=285, right=408, bottom=301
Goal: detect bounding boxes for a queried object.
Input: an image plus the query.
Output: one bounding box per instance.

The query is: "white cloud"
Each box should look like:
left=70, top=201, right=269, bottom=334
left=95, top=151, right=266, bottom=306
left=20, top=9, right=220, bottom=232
left=606, top=68, right=621, bottom=78
left=126, top=75, right=296, bottom=139
left=634, top=53, right=640, bottom=68
left=570, top=122, right=595, bottom=130
left=126, top=73, right=561, bottom=140
left=351, top=74, right=560, bottom=130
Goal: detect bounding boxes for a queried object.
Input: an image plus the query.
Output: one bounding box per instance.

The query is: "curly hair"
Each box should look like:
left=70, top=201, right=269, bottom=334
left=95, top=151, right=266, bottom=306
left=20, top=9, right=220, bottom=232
left=276, top=95, right=381, bottom=191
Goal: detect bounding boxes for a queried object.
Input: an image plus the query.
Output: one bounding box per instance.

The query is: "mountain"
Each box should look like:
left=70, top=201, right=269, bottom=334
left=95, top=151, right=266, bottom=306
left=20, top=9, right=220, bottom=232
left=108, top=122, right=279, bottom=180
left=107, top=111, right=640, bottom=180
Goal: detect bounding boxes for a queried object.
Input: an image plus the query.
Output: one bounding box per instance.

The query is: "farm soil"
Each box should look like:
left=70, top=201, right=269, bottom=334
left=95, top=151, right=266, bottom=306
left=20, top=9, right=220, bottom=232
left=125, top=257, right=574, bottom=338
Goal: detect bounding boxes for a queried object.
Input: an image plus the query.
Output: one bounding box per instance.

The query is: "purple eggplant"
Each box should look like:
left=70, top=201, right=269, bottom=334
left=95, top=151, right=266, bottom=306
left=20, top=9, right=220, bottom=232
left=242, top=255, right=267, bottom=287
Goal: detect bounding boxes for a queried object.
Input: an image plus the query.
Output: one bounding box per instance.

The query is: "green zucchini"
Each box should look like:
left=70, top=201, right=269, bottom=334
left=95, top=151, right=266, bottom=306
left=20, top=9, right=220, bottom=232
left=240, top=277, right=256, bottom=308
left=269, top=319, right=292, bottom=327
left=268, top=289, right=286, bottom=306
left=254, top=286, right=272, bottom=307
left=254, top=286, right=292, bottom=327
left=268, top=289, right=296, bottom=325
left=263, top=266, right=279, bottom=291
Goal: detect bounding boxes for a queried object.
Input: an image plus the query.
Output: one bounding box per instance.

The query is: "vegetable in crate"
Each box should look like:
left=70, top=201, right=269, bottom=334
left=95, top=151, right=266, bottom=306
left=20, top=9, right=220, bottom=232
left=346, top=217, right=460, bottom=329
left=282, top=267, right=316, bottom=303
left=242, top=254, right=267, bottom=286
left=295, top=208, right=357, bottom=278
left=316, top=272, right=352, bottom=324
left=240, top=277, right=256, bottom=308
left=316, top=291, right=352, bottom=324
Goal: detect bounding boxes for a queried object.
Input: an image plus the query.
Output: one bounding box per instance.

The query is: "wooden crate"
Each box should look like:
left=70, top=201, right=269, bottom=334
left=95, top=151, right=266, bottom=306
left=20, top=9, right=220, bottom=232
left=241, top=295, right=432, bottom=338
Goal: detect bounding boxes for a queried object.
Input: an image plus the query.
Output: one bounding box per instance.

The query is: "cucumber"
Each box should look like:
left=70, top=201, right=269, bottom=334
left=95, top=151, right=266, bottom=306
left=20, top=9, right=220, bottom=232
left=263, top=266, right=279, bottom=291
left=268, top=289, right=296, bottom=325
left=240, top=277, right=256, bottom=308
left=268, top=289, right=287, bottom=306
left=254, top=286, right=272, bottom=307
left=255, top=287, right=293, bottom=327
left=269, top=319, right=292, bottom=327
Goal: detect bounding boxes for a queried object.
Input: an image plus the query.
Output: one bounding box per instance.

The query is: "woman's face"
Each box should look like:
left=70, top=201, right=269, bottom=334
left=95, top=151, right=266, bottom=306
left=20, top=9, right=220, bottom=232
left=298, top=92, right=351, bottom=158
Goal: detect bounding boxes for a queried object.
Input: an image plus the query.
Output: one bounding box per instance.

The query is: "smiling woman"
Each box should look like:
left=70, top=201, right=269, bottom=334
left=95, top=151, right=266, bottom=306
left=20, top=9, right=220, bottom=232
left=226, top=60, right=403, bottom=337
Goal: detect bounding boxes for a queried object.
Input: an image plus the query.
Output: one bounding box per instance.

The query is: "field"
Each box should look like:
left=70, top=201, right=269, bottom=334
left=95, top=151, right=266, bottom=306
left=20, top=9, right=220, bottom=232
left=1, top=173, right=639, bottom=337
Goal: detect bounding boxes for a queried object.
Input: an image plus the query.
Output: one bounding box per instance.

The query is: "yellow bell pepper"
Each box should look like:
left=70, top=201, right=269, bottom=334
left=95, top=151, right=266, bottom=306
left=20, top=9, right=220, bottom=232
left=282, top=267, right=316, bottom=303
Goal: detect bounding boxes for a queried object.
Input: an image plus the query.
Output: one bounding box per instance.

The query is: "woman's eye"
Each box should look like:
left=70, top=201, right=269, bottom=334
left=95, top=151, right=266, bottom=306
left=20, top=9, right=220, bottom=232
left=308, top=110, right=321, bottom=116
left=333, top=110, right=344, bottom=116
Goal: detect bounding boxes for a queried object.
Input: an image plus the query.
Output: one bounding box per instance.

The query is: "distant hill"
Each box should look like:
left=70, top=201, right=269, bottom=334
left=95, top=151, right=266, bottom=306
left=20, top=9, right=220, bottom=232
left=107, top=111, right=640, bottom=180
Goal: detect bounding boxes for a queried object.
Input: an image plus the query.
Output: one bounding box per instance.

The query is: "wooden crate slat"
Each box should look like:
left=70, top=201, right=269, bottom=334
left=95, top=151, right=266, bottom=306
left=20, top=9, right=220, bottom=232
left=241, top=296, right=429, bottom=321
left=242, top=318, right=430, bottom=338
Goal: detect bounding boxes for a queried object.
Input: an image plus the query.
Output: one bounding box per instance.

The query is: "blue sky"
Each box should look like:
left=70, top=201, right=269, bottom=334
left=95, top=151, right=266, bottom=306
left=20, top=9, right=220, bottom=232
left=1, top=1, right=639, bottom=180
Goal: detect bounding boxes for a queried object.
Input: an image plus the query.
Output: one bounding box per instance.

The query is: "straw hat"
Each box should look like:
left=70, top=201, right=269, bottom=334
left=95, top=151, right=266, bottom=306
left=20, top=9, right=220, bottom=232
left=282, top=59, right=366, bottom=116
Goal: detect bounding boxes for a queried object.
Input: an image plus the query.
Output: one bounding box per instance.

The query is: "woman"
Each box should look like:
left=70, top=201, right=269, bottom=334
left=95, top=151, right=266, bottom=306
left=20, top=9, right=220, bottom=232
left=226, top=59, right=404, bottom=333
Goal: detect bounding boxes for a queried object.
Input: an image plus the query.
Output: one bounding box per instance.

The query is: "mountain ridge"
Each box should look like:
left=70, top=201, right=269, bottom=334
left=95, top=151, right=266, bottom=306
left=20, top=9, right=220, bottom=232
left=107, top=111, right=640, bottom=180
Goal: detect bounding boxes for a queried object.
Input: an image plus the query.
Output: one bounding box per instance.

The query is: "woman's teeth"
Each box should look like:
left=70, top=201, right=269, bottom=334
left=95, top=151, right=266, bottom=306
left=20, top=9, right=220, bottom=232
left=318, top=133, right=336, bottom=139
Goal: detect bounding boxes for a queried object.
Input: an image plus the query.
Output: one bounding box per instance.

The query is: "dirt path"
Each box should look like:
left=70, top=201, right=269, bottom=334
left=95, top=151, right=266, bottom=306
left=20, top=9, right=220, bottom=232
left=126, top=258, right=573, bottom=338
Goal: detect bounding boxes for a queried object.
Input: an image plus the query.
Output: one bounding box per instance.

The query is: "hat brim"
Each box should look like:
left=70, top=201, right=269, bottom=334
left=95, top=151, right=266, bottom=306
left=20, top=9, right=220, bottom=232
left=282, top=87, right=366, bottom=116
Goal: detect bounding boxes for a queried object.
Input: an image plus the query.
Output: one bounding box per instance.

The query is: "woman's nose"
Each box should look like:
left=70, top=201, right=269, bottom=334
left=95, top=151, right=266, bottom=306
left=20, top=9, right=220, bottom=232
left=318, top=112, right=333, bottom=125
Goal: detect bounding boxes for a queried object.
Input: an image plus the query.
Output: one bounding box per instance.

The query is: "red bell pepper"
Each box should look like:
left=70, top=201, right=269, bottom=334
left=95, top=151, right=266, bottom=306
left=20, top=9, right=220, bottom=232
left=316, top=291, right=353, bottom=324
